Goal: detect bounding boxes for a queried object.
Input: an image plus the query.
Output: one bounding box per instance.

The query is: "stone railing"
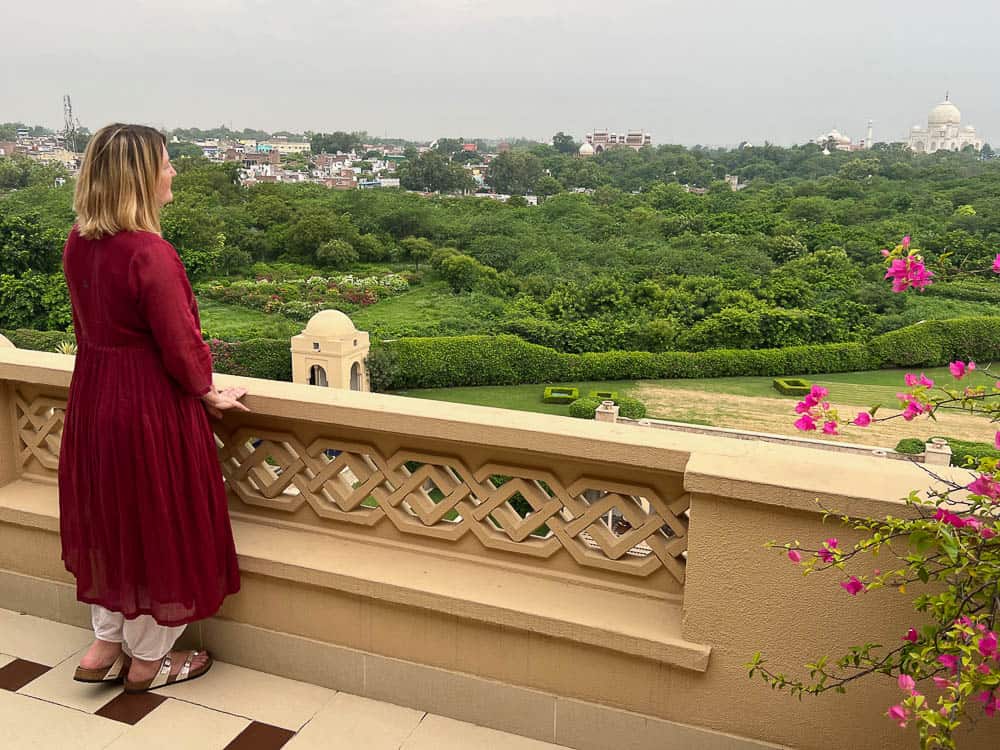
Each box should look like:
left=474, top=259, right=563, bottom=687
left=3, top=346, right=998, bottom=750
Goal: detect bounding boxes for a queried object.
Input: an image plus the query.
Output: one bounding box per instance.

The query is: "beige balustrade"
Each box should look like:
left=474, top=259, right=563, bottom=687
left=2, top=346, right=998, bottom=750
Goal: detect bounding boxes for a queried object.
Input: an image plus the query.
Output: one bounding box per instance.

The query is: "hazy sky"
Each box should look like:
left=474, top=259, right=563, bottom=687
left=4, top=0, right=998, bottom=146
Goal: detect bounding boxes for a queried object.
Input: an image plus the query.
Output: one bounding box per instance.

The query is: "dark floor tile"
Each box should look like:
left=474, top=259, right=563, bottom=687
left=223, top=721, right=296, bottom=750
left=95, top=690, right=168, bottom=724
left=0, top=659, right=50, bottom=691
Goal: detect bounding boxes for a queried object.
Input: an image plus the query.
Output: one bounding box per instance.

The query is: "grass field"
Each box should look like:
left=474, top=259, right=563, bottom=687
left=197, top=298, right=302, bottom=340
left=351, top=281, right=496, bottom=335
left=397, top=366, right=997, bottom=447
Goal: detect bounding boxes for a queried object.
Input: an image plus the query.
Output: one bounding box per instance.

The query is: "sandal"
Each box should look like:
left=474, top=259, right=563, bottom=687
left=123, top=650, right=213, bottom=694
left=73, top=652, right=130, bottom=684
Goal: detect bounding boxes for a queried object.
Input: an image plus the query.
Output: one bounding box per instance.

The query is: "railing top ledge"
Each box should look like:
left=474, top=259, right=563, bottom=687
left=0, top=347, right=955, bottom=511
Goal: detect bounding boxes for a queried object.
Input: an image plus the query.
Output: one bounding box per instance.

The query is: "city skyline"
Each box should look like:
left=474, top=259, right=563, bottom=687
left=4, top=0, right=998, bottom=147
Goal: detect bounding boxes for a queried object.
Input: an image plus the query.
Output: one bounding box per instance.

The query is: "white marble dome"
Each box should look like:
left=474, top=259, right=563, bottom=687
left=304, top=309, right=357, bottom=338
left=928, top=100, right=961, bottom=126
left=578, top=142, right=595, bottom=156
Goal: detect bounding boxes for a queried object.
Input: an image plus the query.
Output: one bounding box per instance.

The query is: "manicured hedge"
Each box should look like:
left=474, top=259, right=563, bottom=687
left=869, top=317, right=1000, bottom=368
left=1, top=328, right=76, bottom=351
left=542, top=386, right=579, bottom=404
left=930, top=436, right=1000, bottom=468
left=209, top=338, right=292, bottom=381
left=616, top=397, right=647, bottom=419
left=588, top=390, right=620, bottom=401
left=371, top=318, right=1000, bottom=391
left=772, top=378, right=811, bottom=396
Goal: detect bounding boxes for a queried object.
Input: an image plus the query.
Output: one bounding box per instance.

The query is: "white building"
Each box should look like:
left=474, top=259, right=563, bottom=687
left=908, top=96, right=983, bottom=154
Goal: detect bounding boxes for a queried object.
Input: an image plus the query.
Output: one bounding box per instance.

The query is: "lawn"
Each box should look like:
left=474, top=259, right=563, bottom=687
left=398, top=366, right=978, bottom=414
left=350, top=281, right=496, bottom=337
left=197, top=298, right=302, bottom=341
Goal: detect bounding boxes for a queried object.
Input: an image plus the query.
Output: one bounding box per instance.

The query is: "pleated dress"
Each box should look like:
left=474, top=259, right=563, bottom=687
left=59, top=227, right=241, bottom=626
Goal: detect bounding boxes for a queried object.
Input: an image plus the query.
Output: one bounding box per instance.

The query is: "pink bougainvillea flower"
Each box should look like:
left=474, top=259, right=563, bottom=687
left=919, top=374, right=934, bottom=388
left=825, top=537, right=838, bottom=549
left=840, top=576, right=864, bottom=596
left=809, top=384, right=828, bottom=401
left=794, top=414, right=817, bottom=432
left=932, top=676, right=953, bottom=689
left=902, top=236, right=911, bottom=249
left=949, top=360, right=976, bottom=379
left=817, top=549, right=834, bottom=563
left=967, top=475, right=1000, bottom=501
left=822, top=421, right=838, bottom=435
left=888, top=704, right=909, bottom=728
left=979, top=632, right=998, bottom=658
left=904, top=373, right=918, bottom=387
left=903, top=628, right=919, bottom=643
left=897, top=674, right=915, bottom=692
left=993, top=253, right=1000, bottom=274
left=980, top=663, right=993, bottom=675
left=995, top=431, right=1000, bottom=450
left=982, top=527, right=998, bottom=540
left=938, top=654, right=960, bottom=674
left=901, top=400, right=924, bottom=421
left=787, top=549, right=802, bottom=563
left=794, top=400, right=811, bottom=414
left=852, top=412, right=872, bottom=427
left=881, top=248, right=891, bottom=257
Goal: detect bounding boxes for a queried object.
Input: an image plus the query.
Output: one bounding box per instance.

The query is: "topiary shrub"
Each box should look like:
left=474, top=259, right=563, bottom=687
left=616, top=397, right=647, bottom=419
left=772, top=377, right=811, bottom=396
left=587, top=390, right=620, bottom=401
left=543, top=386, right=579, bottom=404
left=895, top=437, right=925, bottom=455
left=568, top=397, right=601, bottom=419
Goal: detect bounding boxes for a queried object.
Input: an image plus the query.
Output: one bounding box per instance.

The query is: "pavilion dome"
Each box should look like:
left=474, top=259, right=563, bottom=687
left=304, top=309, right=357, bottom=338
left=578, top=142, right=595, bottom=156
left=928, top=100, right=961, bottom=126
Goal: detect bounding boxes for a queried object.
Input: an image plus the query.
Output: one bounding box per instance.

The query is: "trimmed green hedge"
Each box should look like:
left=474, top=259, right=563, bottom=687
left=772, top=377, right=812, bottom=396
left=542, top=386, right=579, bottom=404
left=8, top=316, right=1000, bottom=393
left=370, top=318, right=1000, bottom=391
left=930, top=436, right=1000, bottom=468
left=2, top=328, right=76, bottom=351
left=894, top=438, right=924, bottom=455
left=588, top=390, right=620, bottom=401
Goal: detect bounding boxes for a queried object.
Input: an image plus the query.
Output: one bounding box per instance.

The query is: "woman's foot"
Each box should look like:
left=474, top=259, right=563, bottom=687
left=126, top=650, right=210, bottom=684
left=79, top=638, right=123, bottom=670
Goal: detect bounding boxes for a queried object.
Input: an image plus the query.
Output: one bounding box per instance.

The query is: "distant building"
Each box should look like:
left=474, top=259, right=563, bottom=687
left=811, top=122, right=874, bottom=153
left=908, top=96, right=983, bottom=154
left=579, top=130, right=651, bottom=156
left=461, top=143, right=477, bottom=152
left=259, top=140, right=311, bottom=155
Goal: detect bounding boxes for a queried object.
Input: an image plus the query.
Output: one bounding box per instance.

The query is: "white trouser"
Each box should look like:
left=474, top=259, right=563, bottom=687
left=91, top=605, right=186, bottom=661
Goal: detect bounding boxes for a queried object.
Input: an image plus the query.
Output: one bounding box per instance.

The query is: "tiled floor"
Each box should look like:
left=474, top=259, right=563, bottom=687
left=0, top=607, right=571, bottom=750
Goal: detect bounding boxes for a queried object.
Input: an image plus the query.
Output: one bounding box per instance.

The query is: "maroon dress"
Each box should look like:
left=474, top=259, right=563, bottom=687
left=59, top=227, right=240, bottom=626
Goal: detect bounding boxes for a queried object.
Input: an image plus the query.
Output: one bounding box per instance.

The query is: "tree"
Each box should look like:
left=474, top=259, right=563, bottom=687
left=310, top=131, right=362, bottom=154
left=487, top=151, right=543, bottom=195
left=534, top=175, right=563, bottom=196
left=398, top=151, right=473, bottom=193
left=167, top=142, right=204, bottom=160
left=552, top=132, right=578, bottom=155
left=316, top=239, right=358, bottom=269
left=438, top=253, right=494, bottom=292
left=400, top=236, right=434, bottom=270
left=0, top=213, right=63, bottom=275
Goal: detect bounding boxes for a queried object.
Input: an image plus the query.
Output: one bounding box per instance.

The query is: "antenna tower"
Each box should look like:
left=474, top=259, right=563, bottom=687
left=62, top=95, right=78, bottom=153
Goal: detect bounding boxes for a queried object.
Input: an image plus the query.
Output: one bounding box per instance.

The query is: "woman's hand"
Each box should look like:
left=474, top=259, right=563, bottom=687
left=201, top=386, right=250, bottom=419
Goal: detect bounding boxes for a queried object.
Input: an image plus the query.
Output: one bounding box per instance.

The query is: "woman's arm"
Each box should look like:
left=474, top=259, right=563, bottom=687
left=129, top=237, right=214, bottom=398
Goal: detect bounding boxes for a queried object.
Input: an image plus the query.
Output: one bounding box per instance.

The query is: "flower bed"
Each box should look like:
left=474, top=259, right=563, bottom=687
left=197, top=272, right=409, bottom=321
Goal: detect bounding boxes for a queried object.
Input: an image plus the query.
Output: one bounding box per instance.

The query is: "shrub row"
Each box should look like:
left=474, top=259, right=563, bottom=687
left=370, top=317, right=1000, bottom=391
left=7, top=317, right=1000, bottom=391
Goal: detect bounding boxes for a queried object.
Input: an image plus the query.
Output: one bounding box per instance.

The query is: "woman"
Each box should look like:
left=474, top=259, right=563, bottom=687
left=60, top=123, right=247, bottom=693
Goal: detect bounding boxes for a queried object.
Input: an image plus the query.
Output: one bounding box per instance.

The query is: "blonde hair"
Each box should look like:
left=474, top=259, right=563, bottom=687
left=74, top=124, right=167, bottom=239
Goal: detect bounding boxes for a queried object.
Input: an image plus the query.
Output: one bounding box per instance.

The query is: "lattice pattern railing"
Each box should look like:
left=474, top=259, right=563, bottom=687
left=214, top=425, right=689, bottom=582
left=12, top=388, right=689, bottom=583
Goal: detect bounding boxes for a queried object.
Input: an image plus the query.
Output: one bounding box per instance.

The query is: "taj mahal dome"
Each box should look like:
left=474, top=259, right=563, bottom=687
left=908, top=96, right=983, bottom=154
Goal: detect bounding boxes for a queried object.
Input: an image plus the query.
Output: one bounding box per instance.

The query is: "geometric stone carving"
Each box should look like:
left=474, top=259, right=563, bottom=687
left=22, top=390, right=688, bottom=584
